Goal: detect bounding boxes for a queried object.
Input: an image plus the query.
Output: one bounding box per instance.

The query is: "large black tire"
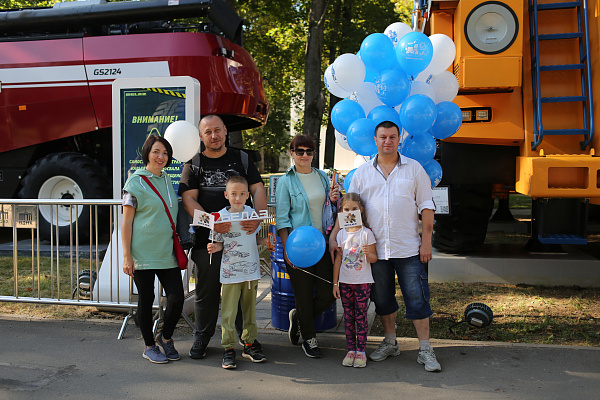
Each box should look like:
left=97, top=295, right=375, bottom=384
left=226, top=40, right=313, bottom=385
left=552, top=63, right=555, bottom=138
left=18, top=153, right=109, bottom=244
left=432, top=184, right=493, bottom=253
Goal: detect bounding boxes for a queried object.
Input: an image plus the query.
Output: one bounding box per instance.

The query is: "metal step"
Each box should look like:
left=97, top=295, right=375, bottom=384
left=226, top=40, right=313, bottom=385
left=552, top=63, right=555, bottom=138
left=538, top=32, right=583, bottom=40
left=542, top=128, right=590, bottom=136
left=538, top=234, right=587, bottom=245
left=536, top=1, right=581, bottom=10
left=539, top=63, right=584, bottom=71
left=541, top=95, right=587, bottom=103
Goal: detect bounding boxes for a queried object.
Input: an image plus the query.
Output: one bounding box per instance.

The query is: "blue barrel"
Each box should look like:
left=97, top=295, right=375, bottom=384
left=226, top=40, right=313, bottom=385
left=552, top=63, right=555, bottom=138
left=269, top=223, right=336, bottom=332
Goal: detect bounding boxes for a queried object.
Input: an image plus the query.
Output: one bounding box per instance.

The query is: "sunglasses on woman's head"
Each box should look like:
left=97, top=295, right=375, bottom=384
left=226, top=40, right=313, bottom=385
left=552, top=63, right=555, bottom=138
left=293, top=148, right=314, bottom=156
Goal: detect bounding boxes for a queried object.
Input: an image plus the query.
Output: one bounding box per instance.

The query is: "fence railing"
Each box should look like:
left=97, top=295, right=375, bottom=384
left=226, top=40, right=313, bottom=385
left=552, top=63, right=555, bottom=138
left=0, top=198, right=275, bottom=337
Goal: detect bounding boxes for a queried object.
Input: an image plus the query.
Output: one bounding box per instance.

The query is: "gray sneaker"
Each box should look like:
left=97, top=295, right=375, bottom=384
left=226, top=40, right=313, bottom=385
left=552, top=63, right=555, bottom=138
left=369, top=339, right=401, bottom=361
left=417, top=348, right=441, bottom=372
left=142, top=345, right=169, bottom=364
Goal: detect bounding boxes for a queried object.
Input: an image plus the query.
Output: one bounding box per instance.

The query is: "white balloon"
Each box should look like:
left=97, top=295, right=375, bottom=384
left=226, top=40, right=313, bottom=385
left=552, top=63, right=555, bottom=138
left=164, top=120, right=201, bottom=163
left=334, top=130, right=353, bottom=152
left=384, top=22, right=412, bottom=48
left=332, top=53, right=366, bottom=92
left=409, top=81, right=436, bottom=103
left=351, top=82, right=384, bottom=115
left=354, top=154, right=370, bottom=168
left=429, top=71, right=459, bottom=103
left=426, top=34, right=456, bottom=76
left=325, top=64, right=351, bottom=98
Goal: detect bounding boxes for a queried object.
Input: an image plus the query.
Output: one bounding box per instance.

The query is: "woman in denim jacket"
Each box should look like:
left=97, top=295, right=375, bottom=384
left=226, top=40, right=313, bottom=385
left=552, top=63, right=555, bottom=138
left=276, top=134, right=340, bottom=358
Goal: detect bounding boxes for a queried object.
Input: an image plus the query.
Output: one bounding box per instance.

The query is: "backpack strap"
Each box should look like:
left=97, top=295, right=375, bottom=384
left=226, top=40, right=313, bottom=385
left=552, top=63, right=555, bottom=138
left=190, top=148, right=249, bottom=178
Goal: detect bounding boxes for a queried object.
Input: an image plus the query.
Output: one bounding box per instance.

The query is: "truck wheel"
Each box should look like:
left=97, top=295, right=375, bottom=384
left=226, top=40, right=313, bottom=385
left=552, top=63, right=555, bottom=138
left=18, top=153, right=109, bottom=244
left=432, top=184, right=493, bottom=253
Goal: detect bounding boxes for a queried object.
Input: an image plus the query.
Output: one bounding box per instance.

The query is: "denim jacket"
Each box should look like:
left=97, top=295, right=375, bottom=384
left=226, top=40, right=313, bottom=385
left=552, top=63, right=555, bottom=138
left=275, top=166, right=335, bottom=236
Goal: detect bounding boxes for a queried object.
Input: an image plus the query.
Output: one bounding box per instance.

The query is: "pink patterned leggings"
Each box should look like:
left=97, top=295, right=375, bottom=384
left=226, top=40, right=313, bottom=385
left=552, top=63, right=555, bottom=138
left=339, top=282, right=372, bottom=352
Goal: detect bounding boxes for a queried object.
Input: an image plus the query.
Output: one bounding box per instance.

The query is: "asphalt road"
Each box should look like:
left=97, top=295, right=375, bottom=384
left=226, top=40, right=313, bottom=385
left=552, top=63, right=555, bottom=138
left=1, top=316, right=599, bottom=400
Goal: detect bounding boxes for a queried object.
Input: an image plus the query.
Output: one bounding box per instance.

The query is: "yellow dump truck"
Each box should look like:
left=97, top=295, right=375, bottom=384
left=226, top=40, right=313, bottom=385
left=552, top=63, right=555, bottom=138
left=419, top=0, right=600, bottom=252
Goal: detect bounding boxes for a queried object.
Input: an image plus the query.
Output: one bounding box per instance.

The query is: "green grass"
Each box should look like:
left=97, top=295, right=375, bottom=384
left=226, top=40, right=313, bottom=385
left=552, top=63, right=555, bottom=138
left=370, top=282, right=600, bottom=347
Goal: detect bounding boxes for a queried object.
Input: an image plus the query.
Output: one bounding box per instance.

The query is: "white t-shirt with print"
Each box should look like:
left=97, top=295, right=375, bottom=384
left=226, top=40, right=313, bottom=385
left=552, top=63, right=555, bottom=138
left=336, top=226, right=376, bottom=284
left=210, top=205, right=261, bottom=284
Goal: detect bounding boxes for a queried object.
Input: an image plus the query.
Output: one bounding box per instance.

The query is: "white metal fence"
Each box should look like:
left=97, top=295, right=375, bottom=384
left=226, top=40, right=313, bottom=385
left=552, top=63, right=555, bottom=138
left=0, top=198, right=275, bottom=338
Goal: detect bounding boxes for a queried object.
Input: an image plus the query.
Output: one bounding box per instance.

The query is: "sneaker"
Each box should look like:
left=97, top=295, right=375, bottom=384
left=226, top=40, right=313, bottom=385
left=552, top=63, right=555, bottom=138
left=238, top=338, right=263, bottom=352
left=369, top=339, right=401, bottom=361
left=353, top=352, right=367, bottom=368
left=342, top=351, right=356, bottom=367
left=301, top=337, right=322, bottom=358
left=222, top=348, right=237, bottom=369
left=417, top=347, right=441, bottom=372
left=156, top=333, right=180, bottom=361
left=242, top=343, right=267, bottom=363
left=288, top=309, right=300, bottom=345
left=189, top=340, right=208, bottom=359
left=142, top=345, right=168, bottom=364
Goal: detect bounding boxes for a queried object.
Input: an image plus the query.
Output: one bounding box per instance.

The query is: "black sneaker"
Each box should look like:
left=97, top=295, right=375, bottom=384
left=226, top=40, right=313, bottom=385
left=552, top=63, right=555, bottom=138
left=189, top=340, right=208, bottom=359
left=302, top=337, right=322, bottom=358
left=242, top=343, right=266, bottom=363
left=222, top=348, right=237, bottom=369
left=238, top=338, right=263, bottom=352
left=288, top=309, right=300, bottom=345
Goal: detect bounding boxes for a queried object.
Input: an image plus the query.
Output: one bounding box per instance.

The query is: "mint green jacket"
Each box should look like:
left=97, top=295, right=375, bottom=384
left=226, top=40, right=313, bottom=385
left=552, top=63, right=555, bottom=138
left=123, top=168, right=178, bottom=270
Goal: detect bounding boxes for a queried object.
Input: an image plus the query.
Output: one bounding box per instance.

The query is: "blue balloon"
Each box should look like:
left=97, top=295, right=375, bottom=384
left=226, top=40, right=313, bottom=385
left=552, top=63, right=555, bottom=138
left=360, top=33, right=396, bottom=73
left=331, top=99, right=365, bottom=135
left=375, top=68, right=411, bottom=107
left=396, top=31, right=433, bottom=78
left=286, top=226, right=326, bottom=268
left=399, top=94, right=436, bottom=134
left=400, top=132, right=437, bottom=165
left=346, top=118, right=378, bottom=156
left=364, top=68, right=380, bottom=84
left=368, top=105, right=401, bottom=127
left=422, top=159, right=443, bottom=189
left=343, top=168, right=357, bottom=193
left=431, top=101, right=462, bottom=139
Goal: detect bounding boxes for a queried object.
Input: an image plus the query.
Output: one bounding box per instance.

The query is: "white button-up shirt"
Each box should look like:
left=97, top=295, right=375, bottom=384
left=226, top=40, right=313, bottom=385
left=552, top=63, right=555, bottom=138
left=348, top=154, right=435, bottom=259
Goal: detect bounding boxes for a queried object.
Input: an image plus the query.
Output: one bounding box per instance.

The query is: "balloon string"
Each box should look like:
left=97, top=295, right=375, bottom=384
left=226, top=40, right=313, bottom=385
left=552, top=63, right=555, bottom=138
left=293, top=266, right=333, bottom=285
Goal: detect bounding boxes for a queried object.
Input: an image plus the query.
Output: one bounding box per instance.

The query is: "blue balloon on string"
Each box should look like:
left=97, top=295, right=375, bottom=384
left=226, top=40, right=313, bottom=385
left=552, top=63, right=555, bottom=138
left=431, top=101, right=463, bottom=139
left=399, top=94, right=436, bottom=134
left=422, top=159, right=443, bottom=188
left=396, top=31, right=433, bottom=78
left=286, top=226, right=325, bottom=268
left=343, top=168, right=357, bottom=193
left=400, top=132, right=437, bottom=165
left=368, top=105, right=401, bottom=127
left=375, top=68, right=411, bottom=107
left=346, top=118, right=378, bottom=156
left=360, top=33, right=396, bottom=73
left=331, top=99, right=365, bottom=135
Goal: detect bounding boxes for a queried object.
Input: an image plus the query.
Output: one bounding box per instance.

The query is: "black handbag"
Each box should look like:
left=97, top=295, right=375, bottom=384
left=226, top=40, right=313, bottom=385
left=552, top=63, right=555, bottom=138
left=177, top=199, right=195, bottom=250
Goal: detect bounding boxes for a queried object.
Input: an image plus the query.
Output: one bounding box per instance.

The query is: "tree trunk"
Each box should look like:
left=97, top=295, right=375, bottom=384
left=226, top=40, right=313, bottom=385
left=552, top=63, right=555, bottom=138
left=304, top=0, right=327, bottom=168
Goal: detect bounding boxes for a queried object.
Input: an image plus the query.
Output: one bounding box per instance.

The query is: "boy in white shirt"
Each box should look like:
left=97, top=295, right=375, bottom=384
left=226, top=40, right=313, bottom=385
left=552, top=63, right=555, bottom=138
left=208, top=175, right=267, bottom=369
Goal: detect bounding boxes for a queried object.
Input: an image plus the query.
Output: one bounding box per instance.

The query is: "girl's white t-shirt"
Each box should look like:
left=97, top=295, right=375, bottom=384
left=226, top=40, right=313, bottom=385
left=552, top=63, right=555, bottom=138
left=336, top=226, right=376, bottom=284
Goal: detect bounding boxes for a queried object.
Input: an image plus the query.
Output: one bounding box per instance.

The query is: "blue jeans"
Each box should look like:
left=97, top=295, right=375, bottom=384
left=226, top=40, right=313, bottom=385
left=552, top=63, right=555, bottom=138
left=371, top=255, right=433, bottom=320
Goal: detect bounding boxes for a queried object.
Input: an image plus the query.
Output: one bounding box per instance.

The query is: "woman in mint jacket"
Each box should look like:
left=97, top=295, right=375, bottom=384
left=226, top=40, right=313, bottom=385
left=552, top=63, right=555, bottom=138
left=122, top=135, right=184, bottom=364
left=276, top=134, right=340, bottom=359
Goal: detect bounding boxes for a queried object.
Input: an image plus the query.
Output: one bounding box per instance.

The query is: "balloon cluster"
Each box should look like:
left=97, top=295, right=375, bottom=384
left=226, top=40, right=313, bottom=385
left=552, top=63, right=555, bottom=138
left=325, top=22, right=463, bottom=189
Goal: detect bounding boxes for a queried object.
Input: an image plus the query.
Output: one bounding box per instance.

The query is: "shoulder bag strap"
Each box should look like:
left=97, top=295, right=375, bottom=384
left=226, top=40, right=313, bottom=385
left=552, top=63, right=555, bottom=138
left=141, top=175, right=177, bottom=235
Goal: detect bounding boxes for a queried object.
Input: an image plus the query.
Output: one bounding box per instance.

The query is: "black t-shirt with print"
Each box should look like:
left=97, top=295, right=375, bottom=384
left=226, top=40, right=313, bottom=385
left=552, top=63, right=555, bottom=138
left=179, top=148, right=263, bottom=247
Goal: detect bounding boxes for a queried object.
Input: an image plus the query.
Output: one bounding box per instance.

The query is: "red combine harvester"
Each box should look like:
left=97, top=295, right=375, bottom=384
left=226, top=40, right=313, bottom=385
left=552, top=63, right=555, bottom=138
left=0, top=0, right=269, bottom=241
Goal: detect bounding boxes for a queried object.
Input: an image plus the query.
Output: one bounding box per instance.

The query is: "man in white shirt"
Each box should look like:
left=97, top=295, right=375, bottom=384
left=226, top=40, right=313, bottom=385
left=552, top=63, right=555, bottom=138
left=330, top=120, right=441, bottom=372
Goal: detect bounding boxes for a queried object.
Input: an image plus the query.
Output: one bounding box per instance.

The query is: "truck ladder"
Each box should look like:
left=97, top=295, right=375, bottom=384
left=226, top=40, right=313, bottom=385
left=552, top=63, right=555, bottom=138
left=529, top=0, right=594, bottom=151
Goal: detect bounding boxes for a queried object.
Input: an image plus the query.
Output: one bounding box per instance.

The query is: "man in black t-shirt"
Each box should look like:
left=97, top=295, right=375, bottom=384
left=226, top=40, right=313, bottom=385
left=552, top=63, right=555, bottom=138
left=179, top=115, right=267, bottom=360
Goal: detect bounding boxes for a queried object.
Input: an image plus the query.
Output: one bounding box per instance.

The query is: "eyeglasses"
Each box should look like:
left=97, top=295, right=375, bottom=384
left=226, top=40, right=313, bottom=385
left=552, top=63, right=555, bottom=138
left=293, top=148, right=314, bottom=156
